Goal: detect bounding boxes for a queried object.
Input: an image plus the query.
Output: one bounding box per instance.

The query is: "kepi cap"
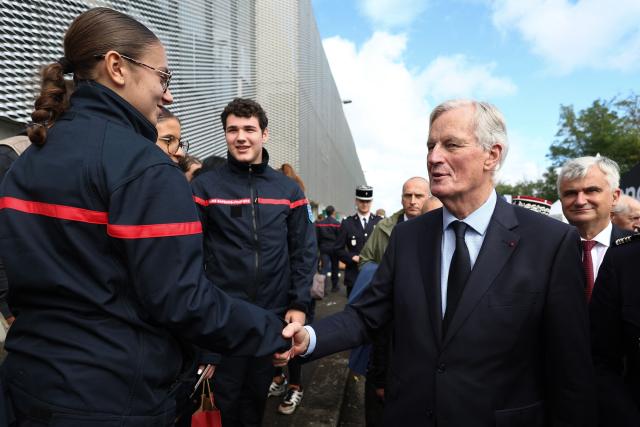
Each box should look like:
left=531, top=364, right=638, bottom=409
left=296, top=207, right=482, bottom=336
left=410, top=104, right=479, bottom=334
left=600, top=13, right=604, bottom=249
left=355, top=185, right=373, bottom=201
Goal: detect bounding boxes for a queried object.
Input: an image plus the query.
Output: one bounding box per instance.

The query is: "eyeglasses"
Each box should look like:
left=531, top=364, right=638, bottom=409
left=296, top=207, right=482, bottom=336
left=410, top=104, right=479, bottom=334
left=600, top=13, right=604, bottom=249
left=94, top=53, right=172, bottom=93
left=158, top=135, right=189, bottom=154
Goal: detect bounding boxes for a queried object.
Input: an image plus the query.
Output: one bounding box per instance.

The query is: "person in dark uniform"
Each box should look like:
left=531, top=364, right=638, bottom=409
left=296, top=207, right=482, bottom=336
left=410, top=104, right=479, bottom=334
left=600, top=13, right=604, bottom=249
left=0, top=9, right=289, bottom=427
left=334, top=185, right=381, bottom=296
left=191, top=99, right=316, bottom=426
left=590, top=233, right=640, bottom=426
left=315, top=205, right=341, bottom=292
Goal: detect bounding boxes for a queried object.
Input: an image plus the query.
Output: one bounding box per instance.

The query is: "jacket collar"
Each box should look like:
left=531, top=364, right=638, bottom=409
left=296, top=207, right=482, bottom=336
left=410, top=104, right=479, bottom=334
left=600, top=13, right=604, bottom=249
left=377, top=209, right=404, bottom=236
left=227, top=148, right=270, bottom=174
left=69, top=80, right=157, bottom=142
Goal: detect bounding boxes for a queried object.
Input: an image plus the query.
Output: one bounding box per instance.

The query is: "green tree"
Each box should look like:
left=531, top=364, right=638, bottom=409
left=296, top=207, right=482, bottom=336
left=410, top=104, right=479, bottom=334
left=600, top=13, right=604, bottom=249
left=548, top=94, right=640, bottom=174
left=497, top=93, right=640, bottom=201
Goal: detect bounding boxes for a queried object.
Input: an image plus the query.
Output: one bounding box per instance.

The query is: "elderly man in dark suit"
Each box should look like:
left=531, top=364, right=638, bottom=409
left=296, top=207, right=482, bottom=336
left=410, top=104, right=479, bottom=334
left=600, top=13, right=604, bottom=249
left=276, top=99, right=596, bottom=426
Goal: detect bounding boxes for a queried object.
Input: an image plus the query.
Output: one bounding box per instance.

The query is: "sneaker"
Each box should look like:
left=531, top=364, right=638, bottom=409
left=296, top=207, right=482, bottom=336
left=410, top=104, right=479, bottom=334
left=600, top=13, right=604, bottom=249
left=268, top=375, right=287, bottom=397
left=277, top=387, right=304, bottom=415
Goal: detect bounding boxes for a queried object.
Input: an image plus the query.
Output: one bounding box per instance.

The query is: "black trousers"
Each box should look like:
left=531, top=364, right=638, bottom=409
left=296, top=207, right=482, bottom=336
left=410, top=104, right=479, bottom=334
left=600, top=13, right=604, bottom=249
left=212, top=354, right=273, bottom=427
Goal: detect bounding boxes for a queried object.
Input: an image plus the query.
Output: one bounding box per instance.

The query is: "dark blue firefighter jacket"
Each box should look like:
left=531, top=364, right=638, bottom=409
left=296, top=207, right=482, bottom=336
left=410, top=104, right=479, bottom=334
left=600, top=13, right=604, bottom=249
left=0, top=81, right=288, bottom=425
left=191, top=150, right=316, bottom=316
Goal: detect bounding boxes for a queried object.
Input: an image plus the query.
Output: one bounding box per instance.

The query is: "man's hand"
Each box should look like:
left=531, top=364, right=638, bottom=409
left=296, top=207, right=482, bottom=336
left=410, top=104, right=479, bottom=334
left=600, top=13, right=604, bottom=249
left=273, top=322, right=310, bottom=367
left=375, top=388, right=385, bottom=401
left=285, top=309, right=306, bottom=325
left=352, top=255, right=360, bottom=263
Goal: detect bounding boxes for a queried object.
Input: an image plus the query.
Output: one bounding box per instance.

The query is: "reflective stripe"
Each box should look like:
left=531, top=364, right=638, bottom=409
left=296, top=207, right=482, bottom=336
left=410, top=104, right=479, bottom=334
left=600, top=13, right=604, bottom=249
left=193, top=196, right=251, bottom=206
left=107, top=221, right=202, bottom=239
left=257, top=198, right=290, bottom=206
left=194, top=196, right=308, bottom=209
left=0, top=196, right=108, bottom=224
left=289, top=198, right=309, bottom=209
left=0, top=196, right=202, bottom=239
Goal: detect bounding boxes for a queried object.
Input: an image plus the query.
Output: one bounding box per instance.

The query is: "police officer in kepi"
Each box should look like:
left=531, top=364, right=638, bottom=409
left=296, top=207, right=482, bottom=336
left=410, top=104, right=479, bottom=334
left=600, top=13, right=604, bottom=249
left=334, top=185, right=381, bottom=297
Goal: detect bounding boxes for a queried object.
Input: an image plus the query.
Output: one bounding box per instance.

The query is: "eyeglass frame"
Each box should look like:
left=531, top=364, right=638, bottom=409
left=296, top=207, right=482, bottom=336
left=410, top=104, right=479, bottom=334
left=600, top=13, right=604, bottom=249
left=158, top=135, right=189, bottom=155
left=94, top=53, right=172, bottom=93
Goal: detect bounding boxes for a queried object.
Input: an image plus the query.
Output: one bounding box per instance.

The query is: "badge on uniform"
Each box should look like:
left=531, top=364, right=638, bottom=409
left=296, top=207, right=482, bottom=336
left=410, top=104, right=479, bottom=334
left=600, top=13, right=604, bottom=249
left=307, top=204, right=313, bottom=223
left=351, top=236, right=357, bottom=247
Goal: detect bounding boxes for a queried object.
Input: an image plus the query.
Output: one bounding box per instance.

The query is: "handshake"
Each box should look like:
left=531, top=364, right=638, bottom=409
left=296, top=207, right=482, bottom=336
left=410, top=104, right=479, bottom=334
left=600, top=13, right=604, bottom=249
left=273, top=322, right=311, bottom=367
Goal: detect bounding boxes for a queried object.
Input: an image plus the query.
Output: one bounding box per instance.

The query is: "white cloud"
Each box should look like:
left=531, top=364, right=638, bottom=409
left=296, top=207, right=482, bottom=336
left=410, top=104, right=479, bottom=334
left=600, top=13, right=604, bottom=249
left=357, top=0, right=428, bottom=28
left=496, top=130, right=547, bottom=185
left=491, top=0, right=640, bottom=73
left=323, top=32, right=518, bottom=212
left=418, top=55, right=518, bottom=102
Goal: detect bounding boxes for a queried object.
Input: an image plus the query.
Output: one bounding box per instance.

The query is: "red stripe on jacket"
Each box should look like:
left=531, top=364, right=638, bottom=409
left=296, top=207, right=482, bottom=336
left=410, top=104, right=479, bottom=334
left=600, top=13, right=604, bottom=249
left=0, top=197, right=202, bottom=239
left=0, top=196, right=108, bottom=224
left=107, top=222, right=202, bottom=239
left=194, top=196, right=309, bottom=209
left=315, top=223, right=340, bottom=228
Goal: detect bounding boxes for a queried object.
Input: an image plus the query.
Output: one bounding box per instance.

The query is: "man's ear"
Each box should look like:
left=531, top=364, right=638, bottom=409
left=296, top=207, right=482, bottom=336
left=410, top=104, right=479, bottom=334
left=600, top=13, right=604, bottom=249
left=484, top=143, right=503, bottom=172
left=262, top=128, right=269, bottom=144
left=612, top=187, right=621, bottom=205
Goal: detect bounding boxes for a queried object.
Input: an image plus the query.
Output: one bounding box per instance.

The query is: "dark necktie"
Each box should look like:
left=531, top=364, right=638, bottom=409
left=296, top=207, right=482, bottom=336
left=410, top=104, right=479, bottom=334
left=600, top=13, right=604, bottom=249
left=582, top=240, right=597, bottom=302
left=443, top=221, right=471, bottom=336
left=362, top=217, right=367, bottom=229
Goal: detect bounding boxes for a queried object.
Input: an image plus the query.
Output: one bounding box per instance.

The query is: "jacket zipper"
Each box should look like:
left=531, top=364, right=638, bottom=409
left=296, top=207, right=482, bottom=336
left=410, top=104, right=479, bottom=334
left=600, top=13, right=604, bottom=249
left=248, top=165, right=260, bottom=302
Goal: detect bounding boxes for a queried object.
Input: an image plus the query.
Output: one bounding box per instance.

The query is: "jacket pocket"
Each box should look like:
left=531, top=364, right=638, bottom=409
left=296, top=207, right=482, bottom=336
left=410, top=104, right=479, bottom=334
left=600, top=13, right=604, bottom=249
left=495, top=400, right=544, bottom=427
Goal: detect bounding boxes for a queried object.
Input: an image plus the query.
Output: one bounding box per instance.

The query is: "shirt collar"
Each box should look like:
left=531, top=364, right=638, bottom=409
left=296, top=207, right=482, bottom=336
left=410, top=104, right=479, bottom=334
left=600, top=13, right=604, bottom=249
left=357, top=213, right=371, bottom=222
left=442, top=190, right=497, bottom=235
left=583, top=221, right=612, bottom=247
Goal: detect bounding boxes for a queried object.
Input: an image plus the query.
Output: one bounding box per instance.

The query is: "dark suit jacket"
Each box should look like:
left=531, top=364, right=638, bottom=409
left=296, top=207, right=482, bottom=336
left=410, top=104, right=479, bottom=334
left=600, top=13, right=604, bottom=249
left=590, top=236, right=640, bottom=426
left=334, top=214, right=381, bottom=285
left=610, top=224, right=633, bottom=245
left=311, top=196, right=596, bottom=426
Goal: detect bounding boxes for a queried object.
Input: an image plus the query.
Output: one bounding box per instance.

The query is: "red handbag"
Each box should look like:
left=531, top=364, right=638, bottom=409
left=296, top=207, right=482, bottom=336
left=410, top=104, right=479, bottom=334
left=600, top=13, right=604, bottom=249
left=191, top=379, right=222, bottom=427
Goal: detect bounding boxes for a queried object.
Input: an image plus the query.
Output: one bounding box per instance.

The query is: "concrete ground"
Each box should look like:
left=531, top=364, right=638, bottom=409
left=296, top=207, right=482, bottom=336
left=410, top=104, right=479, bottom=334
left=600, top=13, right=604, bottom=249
left=262, top=284, right=366, bottom=427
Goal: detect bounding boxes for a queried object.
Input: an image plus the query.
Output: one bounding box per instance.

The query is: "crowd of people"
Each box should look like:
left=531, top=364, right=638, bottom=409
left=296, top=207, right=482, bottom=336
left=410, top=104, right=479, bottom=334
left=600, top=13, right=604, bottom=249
left=1, top=6, right=640, bottom=427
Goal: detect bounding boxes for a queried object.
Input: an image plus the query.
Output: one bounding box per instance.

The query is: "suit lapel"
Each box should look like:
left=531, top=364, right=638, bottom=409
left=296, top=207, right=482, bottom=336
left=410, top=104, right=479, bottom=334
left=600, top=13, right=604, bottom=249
left=419, top=209, right=444, bottom=347
left=442, top=198, right=520, bottom=349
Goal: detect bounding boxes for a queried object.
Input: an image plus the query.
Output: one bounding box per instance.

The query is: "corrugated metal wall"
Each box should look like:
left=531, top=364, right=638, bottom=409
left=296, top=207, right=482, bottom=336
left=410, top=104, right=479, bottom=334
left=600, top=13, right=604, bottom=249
left=0, top=0, right=364, bottom=213
left=297, top=0, right=366, bottom=213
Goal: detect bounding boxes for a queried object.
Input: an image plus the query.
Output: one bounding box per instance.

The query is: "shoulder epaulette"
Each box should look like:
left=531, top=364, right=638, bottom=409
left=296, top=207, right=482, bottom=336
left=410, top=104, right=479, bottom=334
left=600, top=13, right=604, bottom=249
left=614, top=233, right=640, bottom=246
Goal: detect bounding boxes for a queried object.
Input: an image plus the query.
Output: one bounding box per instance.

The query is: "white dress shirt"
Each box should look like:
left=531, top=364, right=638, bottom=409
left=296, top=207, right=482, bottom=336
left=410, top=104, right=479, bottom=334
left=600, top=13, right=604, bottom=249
left=357, top=213, right=371, bottom=229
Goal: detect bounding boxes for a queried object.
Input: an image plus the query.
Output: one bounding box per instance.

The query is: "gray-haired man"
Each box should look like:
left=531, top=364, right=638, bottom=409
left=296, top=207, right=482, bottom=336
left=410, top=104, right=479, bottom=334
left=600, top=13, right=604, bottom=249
left=557, top=155, right=631, bottom=300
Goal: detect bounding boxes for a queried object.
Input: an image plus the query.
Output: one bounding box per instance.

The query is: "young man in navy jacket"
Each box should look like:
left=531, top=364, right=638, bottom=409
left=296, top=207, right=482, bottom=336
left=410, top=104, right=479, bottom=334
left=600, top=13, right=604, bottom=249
left=191, top=98, right=316, bottom=426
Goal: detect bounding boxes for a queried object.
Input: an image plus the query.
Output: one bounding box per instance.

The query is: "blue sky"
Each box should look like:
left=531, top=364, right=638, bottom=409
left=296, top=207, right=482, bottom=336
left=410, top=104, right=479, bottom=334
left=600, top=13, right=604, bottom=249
left=311, top=0, right=640, bottom=212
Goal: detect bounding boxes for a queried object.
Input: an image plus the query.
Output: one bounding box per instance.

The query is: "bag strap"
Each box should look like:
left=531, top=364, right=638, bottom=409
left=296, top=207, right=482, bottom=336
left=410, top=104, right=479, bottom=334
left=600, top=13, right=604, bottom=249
left=205, top=379, right=217, bottom=408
